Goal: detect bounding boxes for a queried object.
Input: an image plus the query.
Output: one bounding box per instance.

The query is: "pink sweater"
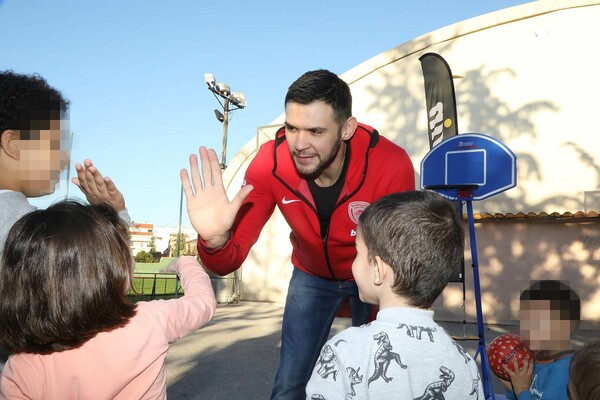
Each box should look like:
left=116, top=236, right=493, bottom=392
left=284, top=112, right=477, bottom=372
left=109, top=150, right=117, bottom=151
left=0, top=256, right=216, bottom=399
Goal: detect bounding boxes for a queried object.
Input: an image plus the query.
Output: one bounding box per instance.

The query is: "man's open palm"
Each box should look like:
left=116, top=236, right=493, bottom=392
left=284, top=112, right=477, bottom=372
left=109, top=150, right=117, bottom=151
left=180, top=147, right=253, bottom=248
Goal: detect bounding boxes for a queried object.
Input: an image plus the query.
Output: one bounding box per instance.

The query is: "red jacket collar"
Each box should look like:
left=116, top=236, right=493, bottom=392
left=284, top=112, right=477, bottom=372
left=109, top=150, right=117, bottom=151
left=271, top=123, right=379, bottom=208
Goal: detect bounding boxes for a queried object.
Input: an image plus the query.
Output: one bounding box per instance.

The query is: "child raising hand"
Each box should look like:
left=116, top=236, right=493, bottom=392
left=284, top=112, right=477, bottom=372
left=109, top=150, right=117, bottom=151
left=0, top=201, right=216, bottom=399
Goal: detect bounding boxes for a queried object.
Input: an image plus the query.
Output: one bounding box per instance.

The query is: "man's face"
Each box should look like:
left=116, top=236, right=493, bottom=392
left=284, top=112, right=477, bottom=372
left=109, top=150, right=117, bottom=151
left=16, top=119, right=70, bottom=197
left=284, top=101, right=344, bottom=181
left=351, top=229, right=377, bottom=305
left=519, top=300, right=572, bottom=351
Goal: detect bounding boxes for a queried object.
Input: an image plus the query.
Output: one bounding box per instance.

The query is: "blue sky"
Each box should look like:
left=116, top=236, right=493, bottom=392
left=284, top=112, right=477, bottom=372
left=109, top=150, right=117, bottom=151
left=1, top=0, right=530, bottom=227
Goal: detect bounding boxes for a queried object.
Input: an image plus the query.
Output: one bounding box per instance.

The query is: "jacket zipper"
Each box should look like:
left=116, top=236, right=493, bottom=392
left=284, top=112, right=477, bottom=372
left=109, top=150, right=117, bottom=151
left=272, top=126, right=378, bottom=281
left=320, top=156, right=371, bottom=280
left=321, top=223, right=336, bottom=279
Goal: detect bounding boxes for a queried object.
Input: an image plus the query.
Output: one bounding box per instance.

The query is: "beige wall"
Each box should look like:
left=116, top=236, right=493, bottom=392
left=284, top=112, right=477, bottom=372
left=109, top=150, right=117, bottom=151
left=343, top=1, right=600, bottom=214
left=235, top=215, right=600, bottom=327
left=433, top=218, right=600, bottom=327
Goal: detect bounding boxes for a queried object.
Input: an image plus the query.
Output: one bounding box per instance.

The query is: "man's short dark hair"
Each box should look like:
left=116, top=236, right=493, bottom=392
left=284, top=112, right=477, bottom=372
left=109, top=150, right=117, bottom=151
left=0, top=201, right=136, bottom=354
left=520, top=280, right=580, bottom=322
left=569, top=340, right=600, bottom=400
left=284, top=69, right=352, bottom=128
left=0, top=70, right=69, bottom=137
left=358, top=190, right=465, bottom=308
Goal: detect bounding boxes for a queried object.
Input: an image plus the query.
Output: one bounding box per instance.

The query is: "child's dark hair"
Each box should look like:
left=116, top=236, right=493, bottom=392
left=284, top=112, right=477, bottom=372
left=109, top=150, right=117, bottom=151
left=358, top=190, right=464, bottom=308
left=285, top=69, right=352, bottom=128
left=0, top=70, right=69, bottom=136
left=0, top=200, right=136, bottom=354
left=568, top=340, right=600, bottom=400
left=520, top=280, right=580, bottom=322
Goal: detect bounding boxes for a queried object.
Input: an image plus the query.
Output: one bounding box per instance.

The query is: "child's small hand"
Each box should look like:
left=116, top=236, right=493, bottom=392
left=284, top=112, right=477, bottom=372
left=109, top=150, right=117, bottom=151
left=502, top=356, right=534, bottom=396
left=498, top=377, right=513, bottom=392
left=71, top=159, right=126, bottom=212
left=159, top=259, right=179, bottom=274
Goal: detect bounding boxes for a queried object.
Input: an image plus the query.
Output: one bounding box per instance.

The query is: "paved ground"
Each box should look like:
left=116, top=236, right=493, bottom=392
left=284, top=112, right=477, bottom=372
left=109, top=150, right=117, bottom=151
left=165, top=301, right=598, bottom=400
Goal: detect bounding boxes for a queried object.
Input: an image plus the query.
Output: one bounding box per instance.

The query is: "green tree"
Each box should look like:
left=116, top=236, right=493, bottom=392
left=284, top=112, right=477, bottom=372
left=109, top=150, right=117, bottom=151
left=149, top=236, right=156, bottom=252
left=135, top=250, right=155, bottom=263
left=170, top=233, right=196, bottom=256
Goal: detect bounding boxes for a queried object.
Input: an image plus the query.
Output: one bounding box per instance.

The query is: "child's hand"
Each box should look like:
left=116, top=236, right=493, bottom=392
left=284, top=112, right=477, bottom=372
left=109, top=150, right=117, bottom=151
left=499, top=377, right=513, bottom=392
left=159, top=259, right=179, bottom=273
left=502, top=356, right=534, bottom=396
left=159, top=256, right=199, bottom=274
left=71, top=159, right=126, bottom=212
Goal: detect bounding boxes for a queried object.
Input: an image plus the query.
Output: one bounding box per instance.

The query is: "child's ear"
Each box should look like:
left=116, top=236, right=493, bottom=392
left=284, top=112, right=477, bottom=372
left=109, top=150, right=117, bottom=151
left=0, top=130, right=20, bottom=160
left=372, top=256, right=387, bottom=286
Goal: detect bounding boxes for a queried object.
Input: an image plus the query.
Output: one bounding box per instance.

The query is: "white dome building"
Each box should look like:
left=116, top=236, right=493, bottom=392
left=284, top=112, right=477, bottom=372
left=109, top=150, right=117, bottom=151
left=218, top=0, right=600, bottom=326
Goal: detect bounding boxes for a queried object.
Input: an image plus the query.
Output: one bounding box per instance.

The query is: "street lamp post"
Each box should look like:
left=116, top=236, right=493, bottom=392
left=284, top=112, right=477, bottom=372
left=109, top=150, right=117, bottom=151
left=202, top=73, right=246, bottom=303
left=203, top=73, right=246, bottom=169
left=174, top=74, right=246, bottom=300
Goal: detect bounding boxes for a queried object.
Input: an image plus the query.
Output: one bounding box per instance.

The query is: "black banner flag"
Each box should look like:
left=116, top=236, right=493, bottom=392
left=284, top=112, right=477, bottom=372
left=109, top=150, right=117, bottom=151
left=419, top=52, right=459, bottom=149
left=420, top=52, right=463, bottom=284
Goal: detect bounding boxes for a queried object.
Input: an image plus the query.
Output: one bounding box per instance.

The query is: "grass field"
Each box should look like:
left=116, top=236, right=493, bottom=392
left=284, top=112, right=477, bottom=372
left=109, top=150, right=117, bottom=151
left=134, top=257, right=177, bottom=273
left=128, top=257, right=183, bottom=301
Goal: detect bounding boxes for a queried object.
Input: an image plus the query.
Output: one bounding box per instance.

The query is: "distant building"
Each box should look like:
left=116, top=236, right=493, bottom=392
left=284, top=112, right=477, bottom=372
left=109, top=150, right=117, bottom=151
left=129, top=223, right=154, bottom=256
left=153, top=226, right=198, bottom=257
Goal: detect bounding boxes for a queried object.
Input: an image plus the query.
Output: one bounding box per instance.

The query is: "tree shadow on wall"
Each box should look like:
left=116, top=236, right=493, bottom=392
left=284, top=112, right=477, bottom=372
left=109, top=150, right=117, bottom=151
left=358, top=32, right=598, bottom=324
left=361, top=33, right=562, bottom=213
left=461, top=221, right=600, bottom=327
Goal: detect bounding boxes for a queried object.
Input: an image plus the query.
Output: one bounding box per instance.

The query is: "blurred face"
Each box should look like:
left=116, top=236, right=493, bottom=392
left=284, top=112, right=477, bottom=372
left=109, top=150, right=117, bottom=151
left=16, top=119, right=70, bottom=196
left=520, top=300, right=573, bottom=351
left=351, top=229, right=377, bottom=305
left=284, top=101, right=343, bottom=181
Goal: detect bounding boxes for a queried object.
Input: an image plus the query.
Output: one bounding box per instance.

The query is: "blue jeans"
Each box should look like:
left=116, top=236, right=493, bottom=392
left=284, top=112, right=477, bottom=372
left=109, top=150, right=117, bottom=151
left=271, top=268, right=372, bottom=400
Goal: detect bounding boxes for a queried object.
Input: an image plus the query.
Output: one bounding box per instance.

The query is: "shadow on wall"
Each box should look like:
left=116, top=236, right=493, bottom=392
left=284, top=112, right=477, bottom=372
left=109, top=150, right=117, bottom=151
left=435, top=220, right=600, bottom=326
left=564, top=141, right=600, bottom=189
left=236, top=31, right=600, bottom=316
left=355, top=33, right=598, bottom=324
left=360, top=34, right=576, bottom=214
left=242, top=209, right=293, bottom=302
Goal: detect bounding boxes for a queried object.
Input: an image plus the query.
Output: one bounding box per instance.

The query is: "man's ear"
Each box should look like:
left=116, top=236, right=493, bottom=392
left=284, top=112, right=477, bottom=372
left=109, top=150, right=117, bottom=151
left=341, top=117, right=358, bottom=141
left=0, top=130, right=20, bottom=160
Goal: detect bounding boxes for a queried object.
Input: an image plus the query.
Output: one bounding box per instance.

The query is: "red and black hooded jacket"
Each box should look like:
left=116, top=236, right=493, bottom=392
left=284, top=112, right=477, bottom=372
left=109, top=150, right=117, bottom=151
left=197, top=123, right=415, bottom=281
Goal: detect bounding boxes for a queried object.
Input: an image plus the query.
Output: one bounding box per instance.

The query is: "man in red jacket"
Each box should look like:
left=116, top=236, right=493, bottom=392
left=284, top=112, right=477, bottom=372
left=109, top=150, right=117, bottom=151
left=181, top=69, right=415, bottom=400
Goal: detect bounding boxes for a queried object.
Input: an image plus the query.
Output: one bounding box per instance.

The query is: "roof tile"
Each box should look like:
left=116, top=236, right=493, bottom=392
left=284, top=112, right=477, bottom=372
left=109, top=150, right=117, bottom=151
left=469, top=210, right=600, bottom=222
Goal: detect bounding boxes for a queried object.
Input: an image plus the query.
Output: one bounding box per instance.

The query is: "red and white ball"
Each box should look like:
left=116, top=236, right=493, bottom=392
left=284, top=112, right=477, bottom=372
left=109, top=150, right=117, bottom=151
left=487, top=334, right=534, bottom=380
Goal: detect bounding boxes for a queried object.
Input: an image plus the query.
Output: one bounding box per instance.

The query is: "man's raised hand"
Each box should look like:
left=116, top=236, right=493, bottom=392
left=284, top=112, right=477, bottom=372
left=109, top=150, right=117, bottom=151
left=181, top=147, right=253, bottom=248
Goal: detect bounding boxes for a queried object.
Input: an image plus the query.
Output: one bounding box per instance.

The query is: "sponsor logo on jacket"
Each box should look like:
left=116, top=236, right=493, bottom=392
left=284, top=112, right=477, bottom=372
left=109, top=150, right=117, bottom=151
left=348, top=201, right=370, bottom=224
